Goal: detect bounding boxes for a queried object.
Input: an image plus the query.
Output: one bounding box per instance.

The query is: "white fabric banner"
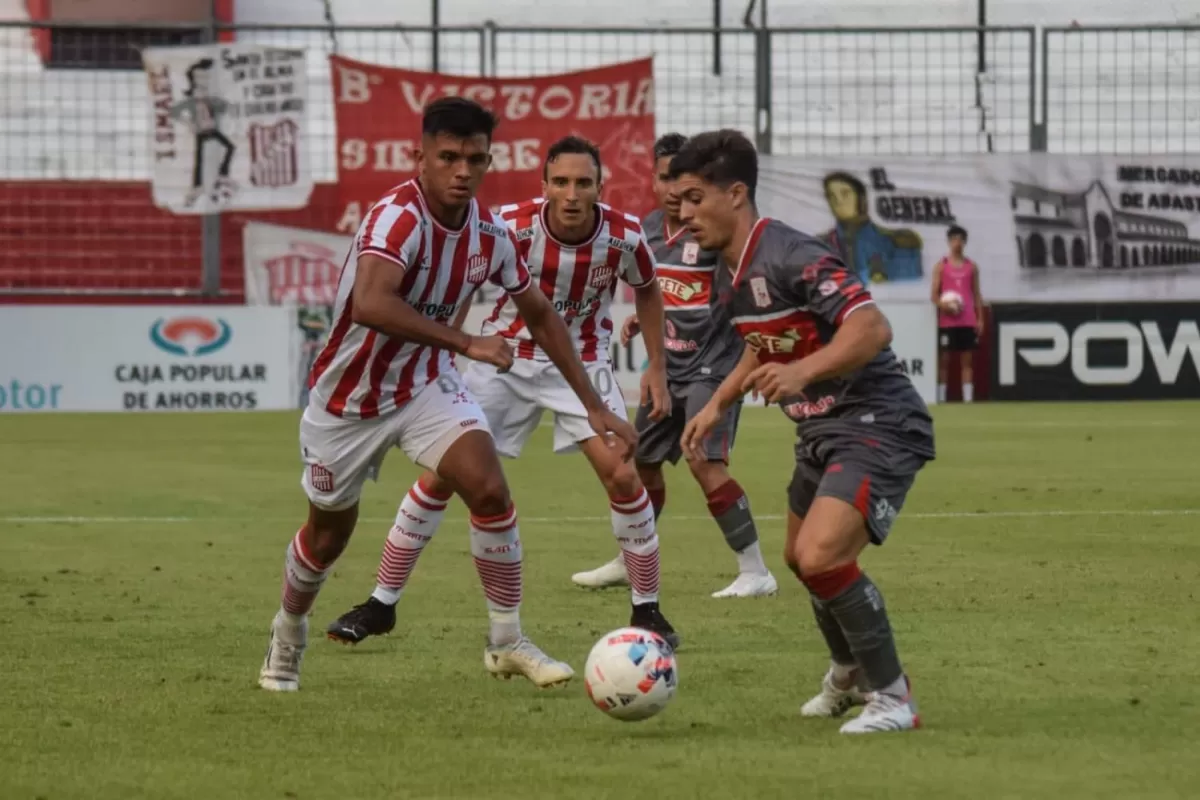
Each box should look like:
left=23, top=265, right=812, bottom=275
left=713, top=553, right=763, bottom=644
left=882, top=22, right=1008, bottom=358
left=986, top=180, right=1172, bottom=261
left=0, top=306, right=297, bottom=413
left=142, top=43, right=312, bottom=214
left=758, top=154, right=1200, bottom=302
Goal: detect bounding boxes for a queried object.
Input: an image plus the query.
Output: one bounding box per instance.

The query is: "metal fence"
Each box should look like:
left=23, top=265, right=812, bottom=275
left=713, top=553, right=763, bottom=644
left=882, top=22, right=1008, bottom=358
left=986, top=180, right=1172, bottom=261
left=0, top=20, right=1198, bottom=297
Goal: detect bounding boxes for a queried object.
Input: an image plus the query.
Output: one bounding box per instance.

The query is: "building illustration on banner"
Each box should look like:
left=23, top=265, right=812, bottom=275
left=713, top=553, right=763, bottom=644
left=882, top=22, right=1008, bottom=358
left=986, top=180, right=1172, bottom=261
left=1012, top=174, right=1200, bottom=273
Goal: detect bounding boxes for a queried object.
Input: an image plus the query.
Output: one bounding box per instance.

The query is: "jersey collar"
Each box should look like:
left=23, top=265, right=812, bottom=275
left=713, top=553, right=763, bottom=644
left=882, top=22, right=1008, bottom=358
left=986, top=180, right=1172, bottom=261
left=732, top=217, right=770, bottom=287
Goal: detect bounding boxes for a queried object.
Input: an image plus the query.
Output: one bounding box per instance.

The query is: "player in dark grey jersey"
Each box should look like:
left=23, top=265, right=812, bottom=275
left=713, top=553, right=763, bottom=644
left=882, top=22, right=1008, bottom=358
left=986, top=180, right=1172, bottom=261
left=570, top=134, right=778, bottom=599
left=671, top=129, right=935, bottom=735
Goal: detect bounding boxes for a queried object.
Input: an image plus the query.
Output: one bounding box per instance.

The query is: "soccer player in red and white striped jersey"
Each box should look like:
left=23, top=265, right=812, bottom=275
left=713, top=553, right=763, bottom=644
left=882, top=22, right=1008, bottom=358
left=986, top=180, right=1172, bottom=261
left=326, top=136, right=683, bottom=652
left=259, top=99, right=636, bottom=694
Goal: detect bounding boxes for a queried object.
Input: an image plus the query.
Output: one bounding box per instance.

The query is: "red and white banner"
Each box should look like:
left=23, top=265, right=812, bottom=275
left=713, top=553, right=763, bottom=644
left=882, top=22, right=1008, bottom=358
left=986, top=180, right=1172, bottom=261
left=329, top=55, right=657, bottom=232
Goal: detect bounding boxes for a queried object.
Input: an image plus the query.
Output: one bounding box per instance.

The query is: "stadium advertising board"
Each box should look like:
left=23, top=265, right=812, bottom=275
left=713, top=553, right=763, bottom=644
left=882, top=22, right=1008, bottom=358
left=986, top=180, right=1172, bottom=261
left=141, top=42, right=313, bottom=214
left=757, top=154, right=1200, bottom=303
left=0, top=307, right=296, bottom=413
left=328, top=55, right=656, bottom=233
left=991, top=302, right=1200, bottom=401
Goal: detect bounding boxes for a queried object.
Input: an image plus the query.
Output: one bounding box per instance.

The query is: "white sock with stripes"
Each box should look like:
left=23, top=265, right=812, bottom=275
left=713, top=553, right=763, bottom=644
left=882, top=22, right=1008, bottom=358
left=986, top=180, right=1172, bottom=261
left=610, top=490, right=661, bottom=605
left=469, top=505, right=523, bottom=646
left=371, top=477, right=451, bottom=605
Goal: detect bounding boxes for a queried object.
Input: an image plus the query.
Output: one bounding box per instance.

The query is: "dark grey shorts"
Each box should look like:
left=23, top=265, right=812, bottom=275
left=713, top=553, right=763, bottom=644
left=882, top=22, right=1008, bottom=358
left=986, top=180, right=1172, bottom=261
left=634, top=381, right=741, bottom=466
left=787, top=433, right=930, bottom=545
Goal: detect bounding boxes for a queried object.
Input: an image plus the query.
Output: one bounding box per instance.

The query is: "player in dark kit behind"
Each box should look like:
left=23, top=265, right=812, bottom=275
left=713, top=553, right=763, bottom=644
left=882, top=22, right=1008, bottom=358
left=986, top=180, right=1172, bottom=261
left=571, top=133, right=777, bottom=598
left=672, top=129, right=935, bottom=734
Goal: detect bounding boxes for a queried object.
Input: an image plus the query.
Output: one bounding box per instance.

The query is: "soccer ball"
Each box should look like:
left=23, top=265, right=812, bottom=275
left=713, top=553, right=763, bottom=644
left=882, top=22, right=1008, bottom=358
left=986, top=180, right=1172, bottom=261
left=584, top=627, right=678, bottom=722
left=940, top=290, right=964, bottom=314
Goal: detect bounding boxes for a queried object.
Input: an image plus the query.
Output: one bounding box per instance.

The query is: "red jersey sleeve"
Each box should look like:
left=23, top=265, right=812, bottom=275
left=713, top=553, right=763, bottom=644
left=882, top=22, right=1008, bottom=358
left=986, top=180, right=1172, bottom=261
left=489, top=228, right=533, bottom=295
left=620, top=230, right=657, bottom=288
left=357, top=204, right=422, bottom=269
left=786, top=242, right=875, bottom=327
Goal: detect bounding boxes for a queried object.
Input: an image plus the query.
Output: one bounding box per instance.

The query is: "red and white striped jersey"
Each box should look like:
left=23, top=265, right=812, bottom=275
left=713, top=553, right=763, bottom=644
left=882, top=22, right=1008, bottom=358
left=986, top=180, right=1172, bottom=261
left=308, top=180, right=532, bottom=420
left=481, top=198, right=657, bottom=362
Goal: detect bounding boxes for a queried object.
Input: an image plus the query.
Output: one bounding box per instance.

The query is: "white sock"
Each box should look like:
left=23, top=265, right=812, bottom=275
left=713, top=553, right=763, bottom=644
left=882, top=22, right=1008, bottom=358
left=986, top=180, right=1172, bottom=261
left=371, top=477, right=450, bottom=605
left=937, top=383, right=947, bottom=403
left=736, top=541, right=768, bottom=575
left=469, top=505, right=523, bottom=646
left=879, top=674, right=910, bottom=699
left=963, top=382, right=974, bottom=402
left=610, top=490, right=661, bottom=605
left=830, top=660, right=858, bottom=689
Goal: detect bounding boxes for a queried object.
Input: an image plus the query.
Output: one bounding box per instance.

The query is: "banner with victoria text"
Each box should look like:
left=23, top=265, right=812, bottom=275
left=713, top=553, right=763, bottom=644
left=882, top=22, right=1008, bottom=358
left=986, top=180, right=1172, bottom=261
left=329, top=55, right=657, bottom=232
left=758, top=154, right=1200, bottom=302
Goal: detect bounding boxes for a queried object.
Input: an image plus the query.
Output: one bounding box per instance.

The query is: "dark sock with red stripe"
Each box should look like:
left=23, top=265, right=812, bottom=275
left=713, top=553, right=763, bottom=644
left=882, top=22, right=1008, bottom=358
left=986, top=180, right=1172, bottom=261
left=646, top=486, right=666, bottom=520
left=803, top=562, right=903, bottom=692
left=705, top=479, right=759, bottom=553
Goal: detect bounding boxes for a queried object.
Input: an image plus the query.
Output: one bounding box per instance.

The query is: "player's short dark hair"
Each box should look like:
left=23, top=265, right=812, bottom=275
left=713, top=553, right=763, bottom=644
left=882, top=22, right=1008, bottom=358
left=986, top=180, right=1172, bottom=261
left=543, top=135, right=602, bottom=181
left=667, top=128, right=758, bottom=200
left=653, top=133, right=688, bottom=161
left=421, top=97, right=498, bottom=142
left=948, top=224, right=968, bottom=240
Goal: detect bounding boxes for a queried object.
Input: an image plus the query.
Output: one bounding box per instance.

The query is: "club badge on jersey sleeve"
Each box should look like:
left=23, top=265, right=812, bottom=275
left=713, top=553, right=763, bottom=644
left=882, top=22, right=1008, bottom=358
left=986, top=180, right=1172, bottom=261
left=682, top=241, right=699, bottom=265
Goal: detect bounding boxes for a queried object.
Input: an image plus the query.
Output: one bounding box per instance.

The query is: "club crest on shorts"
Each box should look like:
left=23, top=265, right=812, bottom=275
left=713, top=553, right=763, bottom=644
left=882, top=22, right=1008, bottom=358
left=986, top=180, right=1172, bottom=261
left=465, top=252, right=489, bottom=283
left=309, top=464, right=335, bottom=493
left=750, top=276, right=771, bottom=308
left=589, top=265, right=616, bottom=289
left=682, top=241, right=700, bottom=265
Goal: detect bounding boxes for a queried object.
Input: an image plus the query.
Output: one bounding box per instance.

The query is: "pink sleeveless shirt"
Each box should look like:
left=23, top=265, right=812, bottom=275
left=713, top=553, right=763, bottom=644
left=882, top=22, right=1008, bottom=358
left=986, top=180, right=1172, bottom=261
left=937, top=258, right=978, bottom=328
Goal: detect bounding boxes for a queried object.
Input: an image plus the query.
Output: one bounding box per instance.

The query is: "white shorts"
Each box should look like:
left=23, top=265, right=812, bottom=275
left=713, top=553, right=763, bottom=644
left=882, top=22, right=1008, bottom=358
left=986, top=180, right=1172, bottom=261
left=299, top=369, right=489, bottom=511
left=463, top=358, right=627, bottom=458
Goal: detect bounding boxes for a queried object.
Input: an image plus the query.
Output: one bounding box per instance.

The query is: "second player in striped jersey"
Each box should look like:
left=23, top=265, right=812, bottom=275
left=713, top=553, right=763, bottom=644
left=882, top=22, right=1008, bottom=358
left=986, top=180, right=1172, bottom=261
left=326, top=135, right=682, bottom=650
left=572, top=134, right=778, bottom=600
left=260, top=99, right=637, bottom=694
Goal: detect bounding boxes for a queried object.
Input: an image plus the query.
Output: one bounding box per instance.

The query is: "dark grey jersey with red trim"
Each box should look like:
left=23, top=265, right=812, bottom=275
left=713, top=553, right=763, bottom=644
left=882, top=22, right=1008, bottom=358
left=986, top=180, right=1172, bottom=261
left=716, top=217, right=934, bottom=454
left=643, top=208, right=744, bottom=384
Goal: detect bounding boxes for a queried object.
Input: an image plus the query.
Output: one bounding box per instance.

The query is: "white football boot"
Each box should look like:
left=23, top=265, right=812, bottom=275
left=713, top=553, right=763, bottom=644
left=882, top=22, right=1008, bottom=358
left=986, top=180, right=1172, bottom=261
left=570, top=556, right=629, bottom=589
left=484, top=637, right=575, bottom=688
left=839, top=678, right=921, bottom=734
left=800, top=667, right=868, bottom=718
left=258, top=611, right=308, bottom=692
left=711, top=571, right=779, bottom=599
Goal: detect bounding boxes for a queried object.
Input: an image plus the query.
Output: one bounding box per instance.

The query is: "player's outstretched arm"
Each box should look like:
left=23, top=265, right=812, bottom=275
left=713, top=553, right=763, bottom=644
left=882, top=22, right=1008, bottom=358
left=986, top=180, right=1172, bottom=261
left=351, top=254, right=512, bottom=370
left=633, top=280, right=670, bottom=420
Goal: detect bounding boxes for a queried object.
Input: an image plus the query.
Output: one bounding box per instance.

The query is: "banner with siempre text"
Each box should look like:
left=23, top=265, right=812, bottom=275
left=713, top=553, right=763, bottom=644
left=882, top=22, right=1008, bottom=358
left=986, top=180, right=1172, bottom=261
left=329, top=55, right=657, bottom=233
left=757, top=154, right=1200, bottom=303
left=0, top=306, right=298, bottom=413
left=142, top=43, right=312, bottom=214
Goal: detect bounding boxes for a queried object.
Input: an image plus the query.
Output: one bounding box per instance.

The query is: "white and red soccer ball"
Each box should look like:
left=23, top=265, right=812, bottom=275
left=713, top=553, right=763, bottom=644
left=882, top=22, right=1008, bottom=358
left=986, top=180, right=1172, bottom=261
left=584, top=627, right=678, bottom=722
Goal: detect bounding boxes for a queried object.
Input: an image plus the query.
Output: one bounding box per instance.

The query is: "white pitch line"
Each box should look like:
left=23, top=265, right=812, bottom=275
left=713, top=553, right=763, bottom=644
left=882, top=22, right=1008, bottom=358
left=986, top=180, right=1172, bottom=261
left=4, top=508, right=1199, bottom=525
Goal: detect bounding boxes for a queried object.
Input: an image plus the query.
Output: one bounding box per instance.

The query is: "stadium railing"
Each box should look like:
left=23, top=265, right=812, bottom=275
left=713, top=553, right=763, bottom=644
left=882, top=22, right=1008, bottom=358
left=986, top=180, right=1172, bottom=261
left=0, top=20, right=1195, bottom=299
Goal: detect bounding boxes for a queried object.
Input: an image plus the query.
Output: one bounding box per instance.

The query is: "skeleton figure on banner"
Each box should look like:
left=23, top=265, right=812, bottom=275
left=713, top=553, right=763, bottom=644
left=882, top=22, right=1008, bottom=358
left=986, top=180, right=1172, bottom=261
left=169, top=58, right=238, bottom=208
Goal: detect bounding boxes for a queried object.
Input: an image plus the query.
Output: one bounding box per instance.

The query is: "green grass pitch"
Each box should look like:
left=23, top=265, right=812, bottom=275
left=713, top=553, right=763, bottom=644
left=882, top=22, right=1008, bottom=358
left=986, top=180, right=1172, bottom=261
left=3, top=402, right=1199, bottom=799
